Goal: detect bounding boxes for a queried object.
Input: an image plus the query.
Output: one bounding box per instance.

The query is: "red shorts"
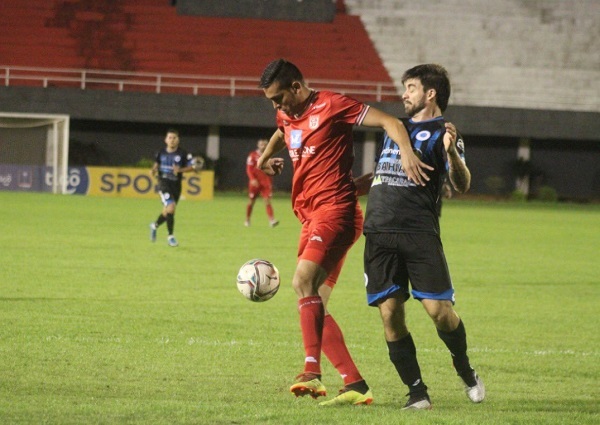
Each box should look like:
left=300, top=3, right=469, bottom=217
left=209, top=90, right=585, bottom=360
left=248, top=181, right=272, bottom=199
left=297, top=203, right=363, bottom=288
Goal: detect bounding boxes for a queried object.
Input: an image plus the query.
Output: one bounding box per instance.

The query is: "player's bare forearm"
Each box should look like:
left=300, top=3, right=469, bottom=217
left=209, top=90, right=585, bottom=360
left=258, top=130, right=285, bottom=168
left=354, top=172, right=373, bottom=196
left=258, top=130, right=286, bottom=175
left=444, top=124, right=470, bottom=193
left=448, top=151, right=471, bottom=193
left=175, top=165, right=195, bottom=174
left=361, top=108, right=433, bottom=186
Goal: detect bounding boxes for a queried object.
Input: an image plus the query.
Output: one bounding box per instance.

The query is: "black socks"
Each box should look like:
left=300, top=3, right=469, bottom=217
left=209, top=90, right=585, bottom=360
left=166, top=213, right=174, bottom=235
left=387, top=334, right=428, bottom=396
left=436, top=320, right=476, bottom=385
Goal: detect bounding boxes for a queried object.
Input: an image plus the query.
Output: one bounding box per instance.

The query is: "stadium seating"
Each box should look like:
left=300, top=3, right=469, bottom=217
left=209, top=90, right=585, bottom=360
left=343, top=0, right=600, bottom=112
left=0, top=0, right=396, bottom=95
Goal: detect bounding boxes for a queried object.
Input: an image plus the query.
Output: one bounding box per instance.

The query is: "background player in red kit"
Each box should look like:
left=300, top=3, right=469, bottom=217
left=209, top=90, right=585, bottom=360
left=257, top=58, right=430, bottom=406
left=245, top=139, right=279, bottom=227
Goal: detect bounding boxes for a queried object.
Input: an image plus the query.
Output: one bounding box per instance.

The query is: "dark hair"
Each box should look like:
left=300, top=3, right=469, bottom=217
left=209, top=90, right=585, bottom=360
left=259, top=59, right=304, bottom=89
left=166, top=128, right=179, bottom=136
left=401, top=64, right=451, bottom=112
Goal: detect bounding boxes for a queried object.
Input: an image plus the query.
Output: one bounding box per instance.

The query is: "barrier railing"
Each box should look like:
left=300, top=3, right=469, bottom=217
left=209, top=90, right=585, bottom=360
left=1, top=65, right=401, bottom=102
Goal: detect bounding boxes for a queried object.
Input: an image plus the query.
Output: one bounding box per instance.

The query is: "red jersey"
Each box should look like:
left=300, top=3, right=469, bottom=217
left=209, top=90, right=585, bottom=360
left=275, top=90, right=369, bottom=222
left=246, top=149, right=272, bottom=186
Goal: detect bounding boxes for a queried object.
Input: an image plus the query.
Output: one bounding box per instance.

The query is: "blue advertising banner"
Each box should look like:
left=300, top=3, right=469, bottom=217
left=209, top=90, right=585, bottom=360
left=0, top=165, right=214, bottom=200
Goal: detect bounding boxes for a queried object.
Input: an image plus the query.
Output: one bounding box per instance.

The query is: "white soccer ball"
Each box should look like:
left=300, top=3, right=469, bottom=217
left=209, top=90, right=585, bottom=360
left=236, top=259, right=280, bottom=302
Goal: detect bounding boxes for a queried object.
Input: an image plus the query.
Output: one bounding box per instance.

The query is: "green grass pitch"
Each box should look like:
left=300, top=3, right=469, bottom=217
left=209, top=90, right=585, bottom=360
left=0, top=191, right=598, bottom=424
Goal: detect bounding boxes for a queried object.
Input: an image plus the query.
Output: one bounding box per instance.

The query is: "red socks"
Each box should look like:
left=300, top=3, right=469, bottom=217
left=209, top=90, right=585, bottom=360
left=298, top=296, right=324, bottom=375
left=322, top=314, right=364, bottom=385
left=298, top=296, right=364, bottom=385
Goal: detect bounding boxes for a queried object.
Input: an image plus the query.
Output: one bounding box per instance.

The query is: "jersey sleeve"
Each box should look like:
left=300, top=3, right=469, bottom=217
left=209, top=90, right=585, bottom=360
left=328, top=92, right=370, bottom=126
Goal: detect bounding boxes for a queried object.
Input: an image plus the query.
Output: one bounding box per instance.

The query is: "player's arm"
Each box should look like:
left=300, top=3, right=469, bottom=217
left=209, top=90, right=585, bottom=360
left=257, top=129, right=286, bottom=176
left=360, top=107, right=433, bottom=186
left=354, top=172, right=374, bottom=196
left=246, top=157, right=257, bottom=179
left=444, top=123, right=471, bottom=193
left=176, top=165, right=195, bottom=174
left=151, top=154, right=159, bottom=177
left=173, top=154, right=196, bottom=174
left=246, top=156, right=261, bottom=186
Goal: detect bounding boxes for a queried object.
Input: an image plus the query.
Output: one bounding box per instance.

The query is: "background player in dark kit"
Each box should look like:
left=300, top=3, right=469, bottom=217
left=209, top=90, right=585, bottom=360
left=149, top=129, right=196, bottom=247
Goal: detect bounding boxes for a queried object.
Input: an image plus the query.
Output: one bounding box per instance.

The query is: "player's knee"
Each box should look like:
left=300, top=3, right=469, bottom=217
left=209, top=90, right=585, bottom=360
left=379, top=302, right=409, bottom=338
left=291, top=278, right=316, bottom=297
left=430, top=308, right=458, bottom=331
left=423, top=300, right=455, bottom=328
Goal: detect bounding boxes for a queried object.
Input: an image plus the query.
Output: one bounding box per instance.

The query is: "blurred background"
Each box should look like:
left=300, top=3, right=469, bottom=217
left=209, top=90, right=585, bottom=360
left=0, top=0, right=598, bottom=200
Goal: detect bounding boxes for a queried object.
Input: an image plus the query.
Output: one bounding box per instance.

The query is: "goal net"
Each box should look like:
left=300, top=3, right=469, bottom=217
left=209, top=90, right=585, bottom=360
left=0, top=112, right=70, bottom=194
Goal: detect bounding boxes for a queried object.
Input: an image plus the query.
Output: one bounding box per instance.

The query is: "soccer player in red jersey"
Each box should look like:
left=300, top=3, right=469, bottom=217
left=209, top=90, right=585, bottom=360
left=245, top=138, right=279, bottom=227
left=257, top=59, right=431, bottom=406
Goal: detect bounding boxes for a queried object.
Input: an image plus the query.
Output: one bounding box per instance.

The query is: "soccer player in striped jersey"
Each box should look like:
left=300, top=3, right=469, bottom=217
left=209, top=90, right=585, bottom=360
left=149, top=129, right=195, bottom=247
left=362, top=64, right=485, bottom=409
left=245, top=139, right=279, bottom=227
left=257, top=59, right=430, bottom=406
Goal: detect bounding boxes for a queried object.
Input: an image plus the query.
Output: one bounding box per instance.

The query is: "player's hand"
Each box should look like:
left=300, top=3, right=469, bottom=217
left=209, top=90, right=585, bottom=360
left=250, top=178, right=259, bottom=187
left=444, top=122, right=457, bottom=154
left=261, top=158, right=284, bottom=176
left=173, top=165, right=180, bottom=175
left=192, top=156, right=205, bottom=172
left=402, top=149, right=433, bottom=186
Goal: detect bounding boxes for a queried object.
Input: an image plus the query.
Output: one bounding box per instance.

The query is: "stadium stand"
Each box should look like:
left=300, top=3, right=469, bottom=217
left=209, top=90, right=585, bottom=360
left=0, top=0, right=397, bottom=98
left=343, top=0, right=600, bottom=112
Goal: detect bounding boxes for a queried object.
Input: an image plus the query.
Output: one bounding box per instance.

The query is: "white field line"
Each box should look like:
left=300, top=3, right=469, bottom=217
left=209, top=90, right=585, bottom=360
left=41, top=335, right=599, bottom=357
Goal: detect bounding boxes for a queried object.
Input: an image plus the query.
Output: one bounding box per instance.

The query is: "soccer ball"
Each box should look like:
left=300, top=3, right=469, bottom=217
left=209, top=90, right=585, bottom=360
left=236, top=259, right=280, bottom=302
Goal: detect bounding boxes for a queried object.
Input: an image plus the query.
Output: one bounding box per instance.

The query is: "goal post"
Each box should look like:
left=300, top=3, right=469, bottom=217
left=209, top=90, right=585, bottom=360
left=0, top=112, right=70, bottom=194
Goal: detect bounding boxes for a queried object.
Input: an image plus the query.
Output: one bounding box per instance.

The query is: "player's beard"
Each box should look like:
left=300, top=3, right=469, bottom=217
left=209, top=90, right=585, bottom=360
left=404, top=96, right=426, bottom=118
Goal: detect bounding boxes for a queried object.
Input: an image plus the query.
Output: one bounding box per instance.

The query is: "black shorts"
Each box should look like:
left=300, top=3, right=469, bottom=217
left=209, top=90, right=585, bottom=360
left=363, top=232, right=455, bottom=306
left=158, top=179, right=182, bottom=205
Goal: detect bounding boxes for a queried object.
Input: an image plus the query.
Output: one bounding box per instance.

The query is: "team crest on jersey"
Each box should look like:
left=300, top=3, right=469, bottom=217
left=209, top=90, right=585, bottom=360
left=175, top=155, right=181, bottom=162
left=416, top=131, right=431, bottom=141
left=309, top=115, right=319, bottom=130
left=290, top=129, right=303, bottom=148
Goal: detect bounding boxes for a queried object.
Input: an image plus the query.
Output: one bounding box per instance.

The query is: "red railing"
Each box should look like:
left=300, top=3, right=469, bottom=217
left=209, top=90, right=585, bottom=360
left=0, top=65, right=401, bottom=102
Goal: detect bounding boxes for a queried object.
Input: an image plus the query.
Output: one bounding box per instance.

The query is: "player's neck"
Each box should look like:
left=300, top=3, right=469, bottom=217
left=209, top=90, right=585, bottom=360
left=166, top=146, right=177, bottom=153
left=410, top=105, right=442, bottom=122
left=293, top=88, right=316, bottom=118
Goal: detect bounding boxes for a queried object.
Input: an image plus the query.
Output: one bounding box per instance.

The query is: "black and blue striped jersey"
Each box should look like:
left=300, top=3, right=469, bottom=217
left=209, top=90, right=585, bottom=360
left=363, top=116, right=465, bottom=235
left=154, top=147, right=191, bottom=183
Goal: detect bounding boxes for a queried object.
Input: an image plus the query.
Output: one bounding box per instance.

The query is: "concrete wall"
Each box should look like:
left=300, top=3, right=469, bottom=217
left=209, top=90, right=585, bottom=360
left=0, top=86, right=598, bottom=199
left=176, top=0, right=336, bottom=22
left=1, top=87, right=598, bottom=141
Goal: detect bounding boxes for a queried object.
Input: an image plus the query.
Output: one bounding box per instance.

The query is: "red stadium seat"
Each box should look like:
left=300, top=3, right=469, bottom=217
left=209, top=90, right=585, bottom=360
left=1, top=0, right=395, bottom=96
